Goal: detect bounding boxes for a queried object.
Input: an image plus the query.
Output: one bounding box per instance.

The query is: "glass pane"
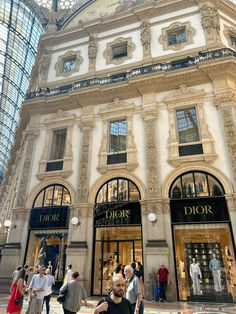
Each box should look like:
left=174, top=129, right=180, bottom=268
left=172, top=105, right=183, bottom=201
left=44, top=186, right=54, bottom=206
left=97, top=184, right=107, bottom=203
left=176, top=107, right=200, bottom=144
left=63, top=57, right=76, bottom=73
left=208, top=176, right=224, bottom=196
left=34, top=190, right=44, bottom=208
left=129, top=182, right=140, bottom=201
left=134, top=240, right=143, bottom=265
left=109, top=120, right=126, bottom=153
left=102, top=242, right=117, bottom=294
left=53, top=186, right=63, bottom=206
left=170, top=178, right=182, bottom=198
left=194, top=173, right=209, bottom=197
left=93, top=242, right=102, bottom=294
left=96, top=226, right=142, bottom=241
left=174, top=224, right=236, bottom=301
left=112, top=44, right=127, bottom=58
left=119, top=241, right=133, bottom=266
left=62, top=188, right=71, bottom=205
left=118, top=179, right=128, bottom=201
left=50, top=129, right=67, bottom=160
left=107, top=180, right=118, bottom=202
left=182, top=173, right=195, bottom=198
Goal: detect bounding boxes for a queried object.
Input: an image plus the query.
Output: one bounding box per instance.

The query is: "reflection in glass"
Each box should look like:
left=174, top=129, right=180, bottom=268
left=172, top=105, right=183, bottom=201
left=96, top=178, right=140, bottom=203
left=107, top=180, right=118, bottom=202
left=109, top=120, right=127, bottom=153
left=169, top=171, right=224, bottom=199
left=33, top=185, right=71, bottom=207
left=176, top=107, right=200, bottom=144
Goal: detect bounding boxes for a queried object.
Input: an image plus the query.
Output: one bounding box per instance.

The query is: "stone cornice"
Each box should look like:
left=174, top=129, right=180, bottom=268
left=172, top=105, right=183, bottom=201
left=214, top=90, right=236, bottom=106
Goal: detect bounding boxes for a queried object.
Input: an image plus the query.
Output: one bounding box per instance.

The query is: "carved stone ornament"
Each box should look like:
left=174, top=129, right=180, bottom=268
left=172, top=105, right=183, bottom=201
left=159, top=21, right=195, bottom=51
left=15, top=136, right=37, bottom=208
left=199, top=3, right=220, bottom=42
left=88, top=35, right=97, bottom=71
left=104, top=37, right=135, bottom=65
left=223, top=25, right=236, bottom=50
left=221, top=107, right=236, bottom=184
left=142, top=201, right=163, bottom=215
left=164, top=85, right=217, bottom=167
left=140, top=20, right=151, bottom=58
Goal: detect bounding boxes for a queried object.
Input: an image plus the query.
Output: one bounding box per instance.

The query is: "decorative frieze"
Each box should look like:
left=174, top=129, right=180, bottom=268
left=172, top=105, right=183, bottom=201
left=142, top=105, right=160, bottom=198
left=15, top=134, right=38, bottom=208
left=77, top=119, right=94, bottom=202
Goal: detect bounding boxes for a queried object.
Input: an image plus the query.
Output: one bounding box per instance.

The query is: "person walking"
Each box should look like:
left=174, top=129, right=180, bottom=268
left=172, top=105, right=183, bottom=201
left=94, top=274, right=132, bottom=314
left=156, top=264, right=169, bottom=302
left=28, top=266, right=48, bottom=314
left=7, top=268, right=26, bottom=314
left=124, top=265, right=143, bottom=314
left=43, top=269, right=55, bottom=314
left=59, top=271, right=87, bottom=314
left=64, top=264, right=73, bottom=283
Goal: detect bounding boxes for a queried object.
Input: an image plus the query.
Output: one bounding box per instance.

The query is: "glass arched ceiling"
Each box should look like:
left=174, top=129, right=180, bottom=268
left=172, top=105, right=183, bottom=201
left=35, top=0, right=79, bottom=10
left=0, top=0, right=46, bottom=180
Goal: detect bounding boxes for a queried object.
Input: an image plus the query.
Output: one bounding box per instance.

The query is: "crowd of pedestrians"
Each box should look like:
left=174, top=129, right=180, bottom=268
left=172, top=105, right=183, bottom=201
left=6, top=261, right=169, bottom=314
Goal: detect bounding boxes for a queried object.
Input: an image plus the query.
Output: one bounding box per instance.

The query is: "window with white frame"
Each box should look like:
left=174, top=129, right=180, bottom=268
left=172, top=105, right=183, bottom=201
left=50, top=129, right=67, bottom=160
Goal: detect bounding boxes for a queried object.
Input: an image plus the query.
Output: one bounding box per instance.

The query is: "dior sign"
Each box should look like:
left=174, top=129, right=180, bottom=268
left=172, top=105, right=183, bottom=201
left=170, top=197, right=229, bottom=224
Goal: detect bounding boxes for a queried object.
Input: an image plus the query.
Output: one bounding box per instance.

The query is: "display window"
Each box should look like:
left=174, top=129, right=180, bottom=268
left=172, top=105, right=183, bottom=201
left=173, top=223, right=236, bottom=301
left=25, top=231, right=68, bottom=282
left=93, top=226, right=142, bottom=295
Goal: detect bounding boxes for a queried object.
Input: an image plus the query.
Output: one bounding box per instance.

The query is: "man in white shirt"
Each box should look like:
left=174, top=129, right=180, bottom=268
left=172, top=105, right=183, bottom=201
left=29, top=266, right=48, bottom=314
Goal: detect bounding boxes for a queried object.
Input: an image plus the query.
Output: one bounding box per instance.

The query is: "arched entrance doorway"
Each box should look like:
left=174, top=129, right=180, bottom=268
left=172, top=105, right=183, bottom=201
left=92, top=177, right=143, bottom=295
left=25, top=184, right=71, bottom=288
left=169, top=171, right=236, bottom=302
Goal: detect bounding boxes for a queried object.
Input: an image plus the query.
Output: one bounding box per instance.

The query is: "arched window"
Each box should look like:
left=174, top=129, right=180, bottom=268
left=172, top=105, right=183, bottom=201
left=33, top=184, right=71, bottom=208
left=169, top=171, right=224, bottom=199
left=96, top=178, right=140, bottom=203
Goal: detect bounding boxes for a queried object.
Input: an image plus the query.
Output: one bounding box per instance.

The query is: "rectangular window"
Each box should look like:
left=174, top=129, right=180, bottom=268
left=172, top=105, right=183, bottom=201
left=63, top=57, right=76, bottom=73
left=50, top=129, right=67, bottom=160
left=109, top=120, right=126, bottom=153
left=112, top=43, right=128, bottom=59
left=168, top=27, right=187, bottom=46
left=176, top=107, right=200, bottom=144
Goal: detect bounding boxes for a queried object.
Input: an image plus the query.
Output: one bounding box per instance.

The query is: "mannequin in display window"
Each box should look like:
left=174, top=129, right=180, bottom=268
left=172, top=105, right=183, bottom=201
left=190, top=258, right=202, bottom=295
left=209, top=254, right=222, bottom=292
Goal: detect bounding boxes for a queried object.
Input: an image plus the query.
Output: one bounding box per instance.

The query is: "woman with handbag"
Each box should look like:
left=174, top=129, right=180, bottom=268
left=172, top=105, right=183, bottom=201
left=7, top=268, right=26, bottom=314
left=59, top=271, right=87, bottom=314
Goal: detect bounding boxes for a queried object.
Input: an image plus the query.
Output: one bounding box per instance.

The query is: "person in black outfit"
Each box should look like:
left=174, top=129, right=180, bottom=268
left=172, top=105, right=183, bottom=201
left=94, top=274, right=132, bottom=314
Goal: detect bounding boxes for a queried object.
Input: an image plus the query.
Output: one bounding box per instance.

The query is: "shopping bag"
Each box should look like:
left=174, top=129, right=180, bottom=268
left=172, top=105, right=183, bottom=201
left=154, top=287, right=160, bottom=297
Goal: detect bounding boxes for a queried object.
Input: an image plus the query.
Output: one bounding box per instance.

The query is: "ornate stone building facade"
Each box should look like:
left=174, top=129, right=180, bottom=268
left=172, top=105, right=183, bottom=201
left=0, top=0, right=236, bottom=303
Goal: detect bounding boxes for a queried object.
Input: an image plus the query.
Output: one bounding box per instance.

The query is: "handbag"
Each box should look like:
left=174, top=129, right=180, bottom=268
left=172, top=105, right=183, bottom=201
left=154, top=287, right=160, bottom=297
left=15, top=295, right=24, bottom=305
left=57, top=285, right=68, bottom=304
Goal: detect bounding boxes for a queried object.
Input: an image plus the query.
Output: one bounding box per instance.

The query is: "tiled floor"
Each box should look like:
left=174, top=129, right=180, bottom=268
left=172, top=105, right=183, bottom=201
left=1, top=295, right=236, bottom=314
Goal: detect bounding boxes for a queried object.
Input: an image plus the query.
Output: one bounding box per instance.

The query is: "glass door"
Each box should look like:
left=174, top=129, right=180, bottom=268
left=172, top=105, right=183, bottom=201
left=93, top=226, right=142, bottom=295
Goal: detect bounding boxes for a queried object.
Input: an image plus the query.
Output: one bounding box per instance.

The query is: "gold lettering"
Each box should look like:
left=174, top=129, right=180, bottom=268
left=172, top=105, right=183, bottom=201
left=39, top=214, right=60, bottom=222
left=105, top=209, right=130, bottom=220
left=184, top=205, right=213, bottom=215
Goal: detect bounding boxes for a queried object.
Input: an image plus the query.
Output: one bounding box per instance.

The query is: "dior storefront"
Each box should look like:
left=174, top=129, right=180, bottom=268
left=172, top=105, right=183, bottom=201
left=25, top=184, right=71, bottom=289
left=169, top=171, right=236, bottom=302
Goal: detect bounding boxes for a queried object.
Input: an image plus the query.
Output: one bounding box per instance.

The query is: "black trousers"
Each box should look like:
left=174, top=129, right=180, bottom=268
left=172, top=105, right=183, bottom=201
left=43, top=294, right=51, bottom=314
left=159, top=281, right=167, bottom=300
left=63, top=307, right=76, bottom=314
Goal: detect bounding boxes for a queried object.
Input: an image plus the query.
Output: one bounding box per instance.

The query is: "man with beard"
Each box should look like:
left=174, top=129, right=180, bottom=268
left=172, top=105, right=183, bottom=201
left=94, top=274, right=132, bottom=314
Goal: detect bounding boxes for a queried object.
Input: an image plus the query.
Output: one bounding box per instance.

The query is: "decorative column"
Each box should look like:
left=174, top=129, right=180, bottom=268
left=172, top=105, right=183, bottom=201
left=215, top=92, right=236, bottom=185
left=15, top=128, right=39, bottom=209
left=77, top=118, right=94, bottom=203
left=142, top=104, right=160, bottom=198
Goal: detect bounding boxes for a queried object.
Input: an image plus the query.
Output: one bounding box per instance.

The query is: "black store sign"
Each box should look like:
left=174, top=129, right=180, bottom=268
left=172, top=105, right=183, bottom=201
left=170, top=197, right=229, bottom=224
left=94, top=202, right=141, bottom=227
left=29, top=206, right=69, bottom=229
